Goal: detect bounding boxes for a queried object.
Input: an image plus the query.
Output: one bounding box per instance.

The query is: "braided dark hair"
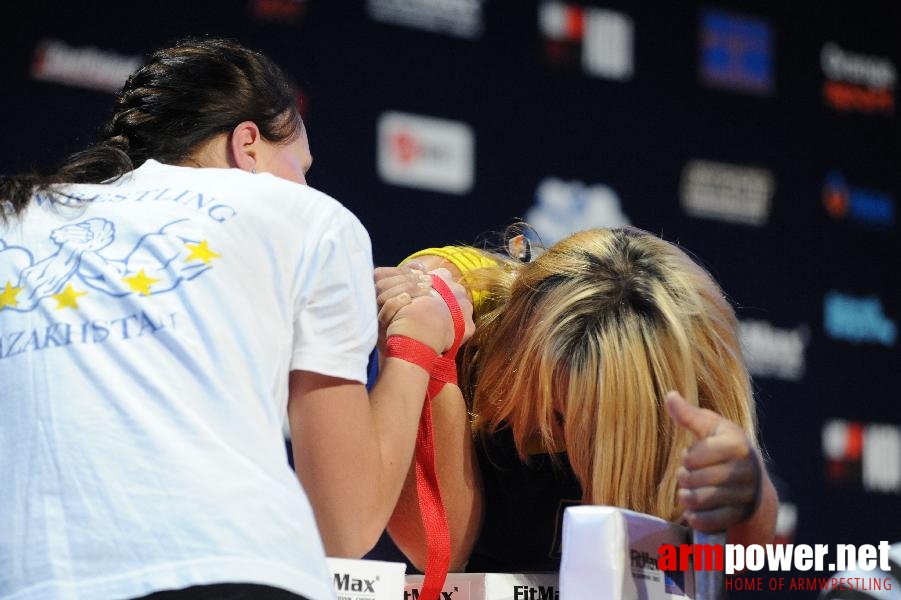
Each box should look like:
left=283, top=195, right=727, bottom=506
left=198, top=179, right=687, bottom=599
left=1, top=37, right=300, bottom=221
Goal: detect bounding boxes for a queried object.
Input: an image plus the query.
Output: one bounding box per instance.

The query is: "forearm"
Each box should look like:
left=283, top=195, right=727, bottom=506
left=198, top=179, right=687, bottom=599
left=387, top=384, right=483, bottom=572
left=290, top=361, right=429, bottom=558
left=366, top=358, right=433, bottom=530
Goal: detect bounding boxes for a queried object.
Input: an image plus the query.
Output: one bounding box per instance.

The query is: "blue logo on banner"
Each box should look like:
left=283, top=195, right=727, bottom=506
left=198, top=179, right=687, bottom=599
left=824, top=291, right=896, bottom=347
left=823, top=171, right=895, bottom=228
left=700, top=10, right=773, bottom=94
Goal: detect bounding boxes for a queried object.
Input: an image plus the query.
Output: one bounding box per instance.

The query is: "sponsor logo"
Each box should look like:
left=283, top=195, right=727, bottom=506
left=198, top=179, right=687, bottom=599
left=333, top=572, right=377, bottom=594
left=583, top=9, right=633, bottom=80
left=525, top=177, right=629, bottom=247
left=513, top=586, right=559, bottom=600
left=823, top=291, right=896, bottom=347
left=679, top=160, right=774, bottom=226
left=31, top=39, right=142, bottom=94
left=823, top=420, right=901, bottom=494
left=631, top=549, right=659, bottom=571
left=821, top=42, right=895, bottom=115
left=404, top=586, right=462, bottom=600
left=539, top=2, right=634, bottom=80
left=823, top=172, right=895, bottom=229
left=367, top=0, right=484, bottom=39
left=538, top=1, right=584, bottom=67
left=377, top=111, right=474, bottom=194
left=739, top=319, right=808, bottom=381
left=630, top=548, right=683, bottom=590
left=249, top=0, right=308, bottom=24
left=699, top=9, right=774, bottom=94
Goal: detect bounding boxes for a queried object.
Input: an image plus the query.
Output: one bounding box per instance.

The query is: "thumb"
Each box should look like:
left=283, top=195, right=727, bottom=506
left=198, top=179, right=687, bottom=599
left=664, top=390, right=720, bottom=439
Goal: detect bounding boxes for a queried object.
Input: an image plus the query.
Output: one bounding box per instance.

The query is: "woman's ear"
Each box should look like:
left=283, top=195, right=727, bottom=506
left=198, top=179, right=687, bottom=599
left=228, top=121, right=261, bottom=172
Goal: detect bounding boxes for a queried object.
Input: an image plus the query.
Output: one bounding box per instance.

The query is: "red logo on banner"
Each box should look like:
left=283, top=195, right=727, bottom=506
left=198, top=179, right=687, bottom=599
left=249, top=0, right=308, bottom=24
left=391, top=130, right=421, bottom=165
left=823, top=179, right=850, bottom=219
left=821, top=42, right=896, bottom=116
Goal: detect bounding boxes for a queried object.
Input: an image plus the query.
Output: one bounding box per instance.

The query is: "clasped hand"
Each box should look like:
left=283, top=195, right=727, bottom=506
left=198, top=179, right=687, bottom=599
left=374, top=263, right=474, bottom=355
left=664, top=391, right=761, bottom=533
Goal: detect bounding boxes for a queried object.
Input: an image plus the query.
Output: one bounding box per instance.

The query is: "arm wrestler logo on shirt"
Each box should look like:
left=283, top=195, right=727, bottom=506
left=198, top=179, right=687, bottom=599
left=0, top=217, right=220, bottom=312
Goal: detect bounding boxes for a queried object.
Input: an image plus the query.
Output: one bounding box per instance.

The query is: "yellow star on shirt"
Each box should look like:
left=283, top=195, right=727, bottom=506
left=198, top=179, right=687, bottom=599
left=52, top=284, right=88, bottom=310
left=184, top=240, right=221, bottom=265
left=122, top=269, right=160, bottom=296
left=0, top=280, right=23, bottom=310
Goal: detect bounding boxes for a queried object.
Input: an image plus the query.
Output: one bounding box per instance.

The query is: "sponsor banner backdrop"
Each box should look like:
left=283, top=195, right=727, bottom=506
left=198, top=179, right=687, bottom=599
left=2, top=3, right=900, bottom=598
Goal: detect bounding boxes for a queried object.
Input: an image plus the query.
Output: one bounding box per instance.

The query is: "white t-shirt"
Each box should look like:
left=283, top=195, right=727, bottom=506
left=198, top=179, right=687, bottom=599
left=0, top=160, right=378, bottom=600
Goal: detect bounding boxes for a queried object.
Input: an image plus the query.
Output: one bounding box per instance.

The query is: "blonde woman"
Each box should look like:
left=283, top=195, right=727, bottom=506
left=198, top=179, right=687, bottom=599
left=377, top=226, right=778, bottom=572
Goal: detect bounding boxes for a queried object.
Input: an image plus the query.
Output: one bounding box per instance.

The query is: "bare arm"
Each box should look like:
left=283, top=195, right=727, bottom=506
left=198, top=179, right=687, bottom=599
left=386, top=382, right=484, bottom=572
left=289, top=360, right=431, bottom=557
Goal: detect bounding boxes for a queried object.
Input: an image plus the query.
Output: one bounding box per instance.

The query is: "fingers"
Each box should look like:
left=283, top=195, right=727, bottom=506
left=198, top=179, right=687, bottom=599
left=678, top=484, right=755, bottom=514
left=682, top=505, right=747, bottom=533
left=374, top=261, right=425, bottom=284
left=377, top=263, right=476, bottom=354
left=664, top=390, right=721, bottom=439
left=378, top=292, right=412, bottom=336
left=376, top=276, right=431, bottom=307
left=681, top=423, right=751, bottom=470
left=677, top=462, right=757, bottom=505
left=666, top=390, right=752, bottom=468
left=374, top=263, right=429, bottom=350
left=677, top=460, right=757, bottom=532
left=374, top=265, right=433, bottom=310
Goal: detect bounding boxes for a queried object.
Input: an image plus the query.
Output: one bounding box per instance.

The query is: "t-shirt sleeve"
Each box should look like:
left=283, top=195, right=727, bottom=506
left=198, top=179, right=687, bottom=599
left=290, top=206, right=377, bottom=383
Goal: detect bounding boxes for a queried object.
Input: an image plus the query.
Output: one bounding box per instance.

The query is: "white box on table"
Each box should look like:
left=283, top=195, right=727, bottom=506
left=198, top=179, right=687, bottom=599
left=560, top=506, right=695, bottom=600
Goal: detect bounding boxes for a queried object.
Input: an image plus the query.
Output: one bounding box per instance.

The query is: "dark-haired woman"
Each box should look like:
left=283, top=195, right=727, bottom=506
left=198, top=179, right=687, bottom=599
left=0, top=38, right=471, bottom=600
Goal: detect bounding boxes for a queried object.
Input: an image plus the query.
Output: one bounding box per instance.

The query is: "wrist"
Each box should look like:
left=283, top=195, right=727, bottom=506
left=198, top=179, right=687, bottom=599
left=385, top=335, right=439, bottom=373
left=387, top=321, right=444, bottom=354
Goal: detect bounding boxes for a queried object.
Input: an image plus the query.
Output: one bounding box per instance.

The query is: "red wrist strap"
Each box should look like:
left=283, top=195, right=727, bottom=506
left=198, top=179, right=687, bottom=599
left=430, top=275, right=466, bottom=362
left=415, top=274, right=466, bottom=600
left=385, top=335, right=439, bottom=373
left=414, top=396, right=449, bottom=600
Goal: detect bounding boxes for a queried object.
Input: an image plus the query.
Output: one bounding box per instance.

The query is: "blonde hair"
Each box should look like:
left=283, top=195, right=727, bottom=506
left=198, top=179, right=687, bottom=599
left=459, top=227, right=755, bottom=522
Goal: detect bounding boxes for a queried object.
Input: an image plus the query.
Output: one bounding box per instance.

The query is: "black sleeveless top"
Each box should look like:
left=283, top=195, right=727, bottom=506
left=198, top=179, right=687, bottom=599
left=466, top=427, right=582, bottom=573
